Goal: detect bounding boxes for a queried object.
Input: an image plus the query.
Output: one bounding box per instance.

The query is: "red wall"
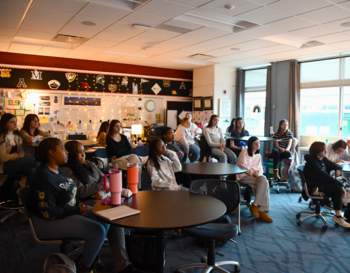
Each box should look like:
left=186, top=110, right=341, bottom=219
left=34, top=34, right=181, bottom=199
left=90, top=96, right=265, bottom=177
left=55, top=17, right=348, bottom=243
left=0, top=52, right=193, bottom=80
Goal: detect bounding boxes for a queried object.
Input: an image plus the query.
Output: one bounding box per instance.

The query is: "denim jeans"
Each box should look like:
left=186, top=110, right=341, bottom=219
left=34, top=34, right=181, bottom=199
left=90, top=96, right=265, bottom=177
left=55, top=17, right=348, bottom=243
left=189, top=144, right=200, bottom=162
left=3, top=156, right=38, bottom=179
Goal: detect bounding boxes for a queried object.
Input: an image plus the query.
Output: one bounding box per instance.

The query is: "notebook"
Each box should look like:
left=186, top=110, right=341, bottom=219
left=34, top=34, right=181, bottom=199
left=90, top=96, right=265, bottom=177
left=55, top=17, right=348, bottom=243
left=95, top=206, right=140, bottom=221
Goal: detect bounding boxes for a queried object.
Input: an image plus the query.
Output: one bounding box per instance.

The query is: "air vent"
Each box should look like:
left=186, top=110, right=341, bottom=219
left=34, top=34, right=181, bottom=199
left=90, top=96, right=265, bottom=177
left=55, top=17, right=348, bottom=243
left=52, top=34, right=88, bottom=49
left=300, top=40, right=325, bottom=49
left=154, top=24, right=193, bottom=34
left=189, top=54, right=216, bottom=60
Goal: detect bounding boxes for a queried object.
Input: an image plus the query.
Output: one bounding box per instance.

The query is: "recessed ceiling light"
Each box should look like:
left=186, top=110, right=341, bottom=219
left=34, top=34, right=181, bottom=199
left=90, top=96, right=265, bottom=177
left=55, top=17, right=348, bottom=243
left=82, top=21, right=97, bottom=26
left=225, top=4, right=235, bottom=10
left=132, top=24, right=152, bottom=30
left=231, top=48, right=240, bottom=51
left=341, top=22, right=350, bottom=27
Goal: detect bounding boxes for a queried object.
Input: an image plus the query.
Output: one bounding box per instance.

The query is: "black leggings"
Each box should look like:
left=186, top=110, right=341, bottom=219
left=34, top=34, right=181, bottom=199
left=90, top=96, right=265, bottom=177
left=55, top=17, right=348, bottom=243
left=272, top=148, right=291, bottom=169
left=316, top=183, right=343, bottom=210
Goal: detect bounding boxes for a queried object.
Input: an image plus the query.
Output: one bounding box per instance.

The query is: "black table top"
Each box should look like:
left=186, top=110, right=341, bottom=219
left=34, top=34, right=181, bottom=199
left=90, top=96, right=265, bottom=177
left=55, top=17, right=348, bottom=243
left=92, top=191, right=226, bottom=230
left=23, top=139, right=98, bottom=147
left=226, top=136, right=280, bottom=142
left=181, top=163, right=247, bottom=176
left=342, top=164, right=350, bottom=173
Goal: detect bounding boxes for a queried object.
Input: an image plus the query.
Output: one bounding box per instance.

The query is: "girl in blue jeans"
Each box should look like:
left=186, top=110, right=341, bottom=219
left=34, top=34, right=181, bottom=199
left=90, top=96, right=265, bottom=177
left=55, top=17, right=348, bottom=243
left=30, top=138, right=142, bottom=273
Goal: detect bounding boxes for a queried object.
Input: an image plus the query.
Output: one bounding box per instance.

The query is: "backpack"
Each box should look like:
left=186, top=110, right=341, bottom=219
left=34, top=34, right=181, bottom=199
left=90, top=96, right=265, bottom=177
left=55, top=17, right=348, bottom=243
left=289, top=166, right=303, bottom=193
left=43, top=253, right=76, bottom=273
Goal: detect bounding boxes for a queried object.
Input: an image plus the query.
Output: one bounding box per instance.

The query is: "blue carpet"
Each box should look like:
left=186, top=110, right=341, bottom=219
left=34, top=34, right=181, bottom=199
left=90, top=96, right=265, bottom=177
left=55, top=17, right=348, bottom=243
left=1, top=189, right=350, bottom=273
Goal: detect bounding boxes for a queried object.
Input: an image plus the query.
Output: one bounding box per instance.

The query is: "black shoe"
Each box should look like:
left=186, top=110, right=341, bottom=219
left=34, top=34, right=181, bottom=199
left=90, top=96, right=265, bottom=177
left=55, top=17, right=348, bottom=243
left=119, top=264, right=146, bottom=273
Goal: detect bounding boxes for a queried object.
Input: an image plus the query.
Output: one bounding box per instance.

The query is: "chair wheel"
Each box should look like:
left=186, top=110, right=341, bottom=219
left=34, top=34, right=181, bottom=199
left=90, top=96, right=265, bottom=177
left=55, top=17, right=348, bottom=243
left=296, top=213, right=300, bottom=218
left=322, top=226, right=328, bottom=231
left=297, top=221, right=301, bottom=226
left=234, top=265, right=241, bottom=273
left=276, top=190, right=280, bottom=194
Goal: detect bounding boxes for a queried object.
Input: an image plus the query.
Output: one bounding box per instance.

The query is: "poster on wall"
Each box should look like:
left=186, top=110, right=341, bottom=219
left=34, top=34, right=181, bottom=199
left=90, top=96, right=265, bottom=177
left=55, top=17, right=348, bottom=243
left=62, top=96, right=101, bottom=109
left=0, top=66, right=193, bottom=97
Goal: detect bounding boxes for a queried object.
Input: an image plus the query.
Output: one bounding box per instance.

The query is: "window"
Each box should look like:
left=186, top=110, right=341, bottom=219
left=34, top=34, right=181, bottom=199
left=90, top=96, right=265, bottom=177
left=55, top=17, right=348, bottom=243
left=244, top=68, right=267, bottom=136
left=342, top=87, right=350, bottom=138
left=300, top=59, right=339, bottom=83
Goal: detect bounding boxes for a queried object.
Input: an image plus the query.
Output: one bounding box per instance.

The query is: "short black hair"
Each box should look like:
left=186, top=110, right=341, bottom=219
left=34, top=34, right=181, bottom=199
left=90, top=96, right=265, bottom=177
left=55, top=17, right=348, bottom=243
left=36, top=138, right=62, bottom=163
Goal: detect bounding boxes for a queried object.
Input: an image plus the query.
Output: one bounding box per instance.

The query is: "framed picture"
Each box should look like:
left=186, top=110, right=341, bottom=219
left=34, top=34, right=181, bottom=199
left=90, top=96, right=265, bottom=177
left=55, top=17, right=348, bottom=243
left=62, top=96, right=101, bottom=109
left=203, top=96, right=213, bottom=110
left=219, top=99, right=231, bottom=117
left=193, top=97, right=203, bottom=111
left=0, top=96, right=4, bottom=106
left=15, top=109, right=25, bottom=116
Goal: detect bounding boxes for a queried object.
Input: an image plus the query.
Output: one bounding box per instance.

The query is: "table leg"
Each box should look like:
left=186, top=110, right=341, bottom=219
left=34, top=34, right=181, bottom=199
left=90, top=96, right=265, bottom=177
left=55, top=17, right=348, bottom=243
left=155, top=230, right=165, bottom=273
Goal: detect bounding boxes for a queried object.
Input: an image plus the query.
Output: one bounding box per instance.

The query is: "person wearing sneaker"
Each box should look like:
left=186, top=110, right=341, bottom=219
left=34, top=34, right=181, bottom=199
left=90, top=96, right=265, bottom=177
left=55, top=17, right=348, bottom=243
left=271, top=119, right=293, bottom=180
left=303, top=141, right=350, bottom=228
left=236, top=136, right=273, bottom=223
left=229, top=117, right=250, bottom=158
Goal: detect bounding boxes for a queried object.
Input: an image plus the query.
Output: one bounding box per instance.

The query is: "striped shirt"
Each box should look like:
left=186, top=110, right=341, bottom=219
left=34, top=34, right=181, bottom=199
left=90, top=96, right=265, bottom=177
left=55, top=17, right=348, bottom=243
left=273, top=131, right=293, bottom=149
left=236, top=149, right=263, bottom=180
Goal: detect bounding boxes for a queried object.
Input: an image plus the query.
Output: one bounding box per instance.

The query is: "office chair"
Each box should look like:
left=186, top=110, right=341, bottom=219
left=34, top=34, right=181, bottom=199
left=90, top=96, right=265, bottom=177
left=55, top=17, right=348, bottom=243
left=198, top=135, right=220, bottom=163
left=296, top=167, right=334, bottom=231
left=0, top=174, right=26, bottom=224
left=132, top=146, right=149, bottom=157
left=175, top=179, right=241, bottom=273
left=92, top=148, right=109, bottom=173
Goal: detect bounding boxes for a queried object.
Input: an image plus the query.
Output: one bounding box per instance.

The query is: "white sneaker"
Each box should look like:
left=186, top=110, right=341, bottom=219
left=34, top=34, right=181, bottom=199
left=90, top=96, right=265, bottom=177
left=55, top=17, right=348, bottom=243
left=333, top=216, right=350, bottom=228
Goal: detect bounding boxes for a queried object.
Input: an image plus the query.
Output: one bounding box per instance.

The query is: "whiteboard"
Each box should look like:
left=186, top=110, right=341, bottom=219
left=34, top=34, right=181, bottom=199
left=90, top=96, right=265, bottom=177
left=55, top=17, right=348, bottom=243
left=167, top=110, right=178, bottom=130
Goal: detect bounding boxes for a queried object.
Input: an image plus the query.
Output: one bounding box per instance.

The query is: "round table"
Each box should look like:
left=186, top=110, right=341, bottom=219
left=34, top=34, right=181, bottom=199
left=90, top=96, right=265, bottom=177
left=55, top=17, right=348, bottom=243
left=23, top=139, right=98, bottom=148
left=226, top=136, right=280, bottom=142
left=93, top=191, right=226, bottom=273
left=342, top=164, right=350, bottom=173
left=181, top=163, right=247, bottom=176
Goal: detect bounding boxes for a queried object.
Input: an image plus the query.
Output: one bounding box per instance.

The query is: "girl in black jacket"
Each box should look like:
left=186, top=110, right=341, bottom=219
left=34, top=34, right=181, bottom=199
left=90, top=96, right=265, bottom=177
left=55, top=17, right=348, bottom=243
left=304, top=141, right=350, bottom=228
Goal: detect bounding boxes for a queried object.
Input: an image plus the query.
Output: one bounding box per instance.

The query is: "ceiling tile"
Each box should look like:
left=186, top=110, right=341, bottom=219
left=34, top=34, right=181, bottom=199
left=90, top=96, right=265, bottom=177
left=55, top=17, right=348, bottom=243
left=329, top=39, right=350, bottom=48
left=138, top=46, right=171, bottom=54
left=235, top=6, right=291, bottom=24
left=8, top=48, right=41, bottom=54
left=243, top=25, right=283, bottom=39
left=304, top=44, right=341, bottom=53
left=338, top=1, right=350, bottom=10
left=74, top=45, right=107, bottom=53
left=26, top=8, right=73, bottom=24
left=10, top=42, right=43, bottom=51
left=235, top=39, right=278, bottom=50
left=123, top=36, right=164, bottom=46
left=199, top=0, right=262, bottom=17
left=163, top=19, right=202, bottom=30
left=88, top=52, right=123, bottom=62
left=265, top=17, right=316, bottom=32
left=0, top=16, right=21, bottom=28
left=64, top=50, right=97, bottom=59
left=166, top=0, right=212, bottom=7
left=243, top=44, right=296, bottom=56
left=0, top=41, right=9, bottom=50
left=313, top=32, right=350, bottom=43
left=196, top=33, right=254, bottom=49
left=0, top=26, right=16, bottom=36
left=31, top=0, right=87, bottom=14
left=0, top=34, right=13, bottom=42
left=37, top=47, right=72, bottom=56
left=110, top=43, right=144, bottom=52
left=208, top=53, right=253, bottom=63
left=0, top=0, right=31, bottom=6
left=327, top=0, right=349, bottom=3
left=20, top=19, right=62, bottom=33
left=268, top=0, right=331, bottom=15
left=250, top=0, right=279, bottom=4
left=93, top=31, right=134, bottom=42
left=0, top=2, right=27, bottom=18
left=16, top=29, right=55, bottom=40
left=83, top=38, right=117, bottom=48
left=77, top=3, right=130, bottom=21
left=321, top=17, right=350, bottom=32
left=289, top=25, right=336, bottom=38
left=297, top=6, right=350, bottom=24
left=67, top=15, right=113, bottom=31
left=137, top=29, right=180, bottom=40
left=105, top=22, right=145, bottom=35
left=151, top=40, right=187, bottom=50
left=59, top=25, right=100, bottom=38
left=136, top=0, right=195, bottom=19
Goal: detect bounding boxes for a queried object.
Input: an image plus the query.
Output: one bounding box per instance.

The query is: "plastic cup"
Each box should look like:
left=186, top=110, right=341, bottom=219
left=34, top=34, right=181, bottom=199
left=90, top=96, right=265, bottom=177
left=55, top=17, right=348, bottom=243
left=127, top=163, right=139, bottom=195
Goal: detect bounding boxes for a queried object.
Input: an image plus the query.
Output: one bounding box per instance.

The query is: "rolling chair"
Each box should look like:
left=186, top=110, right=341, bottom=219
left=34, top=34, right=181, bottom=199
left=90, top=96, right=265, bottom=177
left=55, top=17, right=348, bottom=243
left=296, top=167, right=334, bottom=231
left=19, top=186, right=84, bottom=256
left=92, top=148, right=109, bottom=173
left=174, top=179, right=241, bottom=273
left=198, top=135, right=220, bottom=163
left=67, top=134, right=87, bottom=140
left=0, top=174, right=26, bottom=224
left=132, top=146, right=149, bottom=157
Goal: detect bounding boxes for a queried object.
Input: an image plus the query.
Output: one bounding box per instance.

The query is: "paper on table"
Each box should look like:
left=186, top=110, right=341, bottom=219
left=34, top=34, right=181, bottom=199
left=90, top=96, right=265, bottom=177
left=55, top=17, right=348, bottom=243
left=95, top=206, right=140, bottom=221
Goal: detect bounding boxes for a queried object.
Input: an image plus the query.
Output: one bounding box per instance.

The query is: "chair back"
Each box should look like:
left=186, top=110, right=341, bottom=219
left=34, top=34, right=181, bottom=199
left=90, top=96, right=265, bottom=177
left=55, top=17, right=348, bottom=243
left=94, top=148, right=107, bottom=158
left=67, top=134, right=87, bottom=140
left=189, top=179, right=240, bottom=214
left=198, top=135, right=212, bottom=162
left=19, top=186, right=31, bottom=213
left=93, top=148, right=108, bottom=170
left=133, top=146, right=149, bottom=157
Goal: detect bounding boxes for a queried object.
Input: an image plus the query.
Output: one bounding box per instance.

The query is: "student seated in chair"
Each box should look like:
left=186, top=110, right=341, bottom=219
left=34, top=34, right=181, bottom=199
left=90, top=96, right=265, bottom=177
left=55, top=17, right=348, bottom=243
left=326, top=139, right=350, bottom=163
left=271, top=119, right=293, bottom=180
left=175, top=117, right=200, bottom=162
left=162, top=127, right=189, bottom=163
left=203, top=115, right=236, bottom=164
left=96, top=121, right=109, bottom=147
left=230, top=117, right=249, bottom=158
left=237, top=136, right=273, bottom=223
left=226, top=117, right=236, bottom=134
left=31, top=138, right=145, bottom=273
left=146, top=138, right=189, bottom=191
left=303, top=141, right=350, bottom=228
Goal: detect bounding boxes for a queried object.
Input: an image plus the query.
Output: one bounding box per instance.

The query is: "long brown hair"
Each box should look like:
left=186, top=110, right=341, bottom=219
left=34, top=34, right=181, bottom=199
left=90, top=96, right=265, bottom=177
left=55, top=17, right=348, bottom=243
left=332, top=140, right=346, bottom=151
left=107, top=119, right=121, bottom=137
left=97, top=121, right=109, bottom=138
left=234, top=117, right=247, bottom=136
left=21, top=114, right=42, bottom=136
left=309, top=141, right=326, bottom=158
left=276, top=119, right=290, bottom=137
left=208, top=115, right=219, bottom=128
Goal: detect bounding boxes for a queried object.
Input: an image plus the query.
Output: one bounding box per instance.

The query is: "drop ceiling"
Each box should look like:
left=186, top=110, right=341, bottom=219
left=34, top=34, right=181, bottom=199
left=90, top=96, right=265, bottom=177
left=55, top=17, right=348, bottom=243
left=2, top=0, right=350, bottom=70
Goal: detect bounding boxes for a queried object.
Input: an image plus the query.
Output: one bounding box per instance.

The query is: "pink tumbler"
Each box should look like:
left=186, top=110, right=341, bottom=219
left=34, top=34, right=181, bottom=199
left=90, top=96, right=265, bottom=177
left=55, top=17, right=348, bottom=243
left=104, top=171, right=122, bottom=205
left=127, top=163, right=139, bottom=195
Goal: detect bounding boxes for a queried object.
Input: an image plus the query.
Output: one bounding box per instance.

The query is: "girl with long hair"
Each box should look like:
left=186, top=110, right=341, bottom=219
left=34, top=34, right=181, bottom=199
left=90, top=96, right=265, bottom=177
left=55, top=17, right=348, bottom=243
left=271, top=119, right=293, bottom=179
left=237, top=136, right=272, bottom=223
left=185, top=112, right=202, bottom=135
left=326, top=139, right=350, bottom=163
left=96, top=121, right=109, bottom=146
left=106, top=120, right=132, bottom=160
left=174, top=117, right=200, bottom=162
left=230, top=117, right=249, bottom=157
left=304, top=141, right=350, bottom=228
left=0, top=113, right=37, bottom=176
left=146, top=138, right=188, bottom=191
left=226, top=117, right=236, bottom=133
left=203, top=115, right=236, bottom=163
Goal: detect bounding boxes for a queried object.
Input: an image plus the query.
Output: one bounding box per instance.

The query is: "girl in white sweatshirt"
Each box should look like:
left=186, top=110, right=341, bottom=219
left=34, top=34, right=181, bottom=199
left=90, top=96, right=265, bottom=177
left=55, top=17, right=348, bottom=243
left=175, top=118, right=200, bottom=162
left=326, top=139, right=350, bottom=163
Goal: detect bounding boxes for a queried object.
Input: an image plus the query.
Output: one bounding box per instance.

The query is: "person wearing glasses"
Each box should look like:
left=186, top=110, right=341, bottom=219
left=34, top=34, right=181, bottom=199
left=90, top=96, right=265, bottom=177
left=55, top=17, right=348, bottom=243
left=303, top=141, right=350, bottom=228
left=146, top=138, right=189, bottom=191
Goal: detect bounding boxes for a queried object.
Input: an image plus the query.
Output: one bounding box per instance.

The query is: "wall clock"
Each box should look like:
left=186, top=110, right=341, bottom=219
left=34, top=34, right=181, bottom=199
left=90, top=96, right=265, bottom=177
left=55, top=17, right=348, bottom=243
left=145, top=99, right=156, bottom=112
